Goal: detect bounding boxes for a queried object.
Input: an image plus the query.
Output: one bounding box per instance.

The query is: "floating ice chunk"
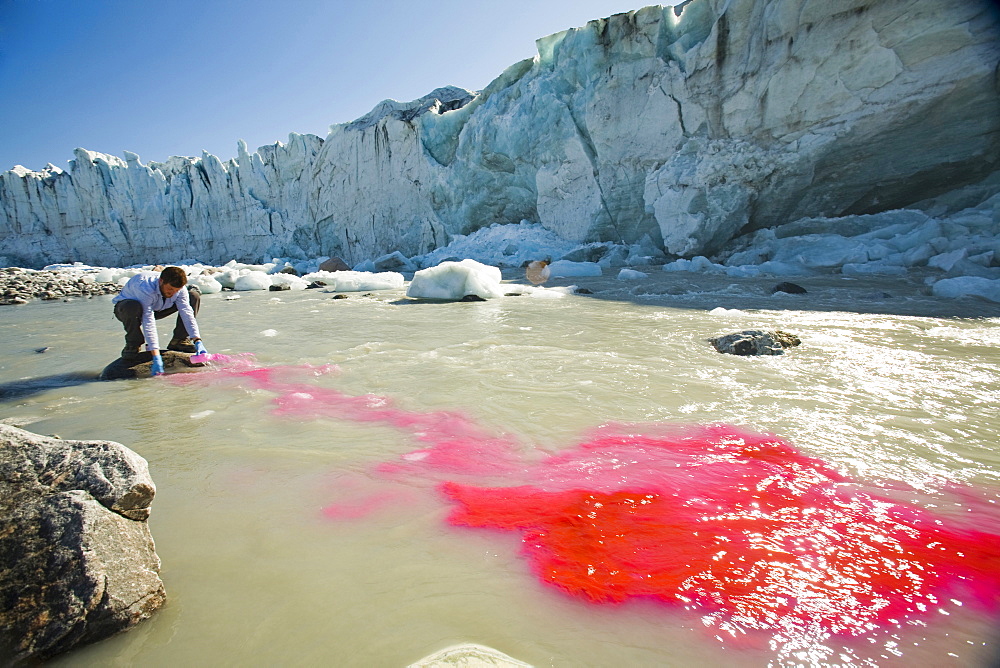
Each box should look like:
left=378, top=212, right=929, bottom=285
left=598, top=246, right=630, bottom=268
left=948, top=260, right=1000, bottom=280
left=968, top=251, right=995, bottom=267
left=865, top=243, right=894, bottom=261
left=528, top=285, right=573, bottom=298
left=931, top=276, right=1000, bottom=303
left=406, top=259, right=504, bottom=300
left=663, top=256, right=724, bottom=273
left=214, top=269, right=241, bottom=289
left=267, top=260, right=298, bottom=275
left=234, top=271, right=272, bottom=291
left=626, top=234, right=668, bottom=265
left=301, top=270, right=404, bottom=292
left=294, top=257, right=324, bottom=275
left=902, top=243, right=936, bottom=266
left=756, top=261, right=812, bottom=276
left=771, top=236, right=869, bottom=268
left=269, top=273, right=309, bottom=290
left=189, top=274, right=223, bottom=294
left=501, top=284, right=532, bottom=296
left=412, top=221, right=581, bottom=269
left=725, top=265, right=761, bottom=277
left=190, top=410, right=215, bottom=419
left=928, top=249, right=968, bottom=272
left=43, top=261, right=87, bottom=270
left=261, top=329, right=278, bottom=336
left=617, top=268, right=648, bottom=280
left=884, top=220, right=942, bottom=254
left=842, top=262, right=908, bottom=276
left=373, top=251, right=417, bottom=273
left=93, top=269, right=117, bottom=283
left=547, top=260, right=602, bottom=278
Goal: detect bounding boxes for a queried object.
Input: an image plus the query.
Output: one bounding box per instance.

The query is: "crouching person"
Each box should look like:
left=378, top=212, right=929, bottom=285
left=112, top=266, right=208, bottom=376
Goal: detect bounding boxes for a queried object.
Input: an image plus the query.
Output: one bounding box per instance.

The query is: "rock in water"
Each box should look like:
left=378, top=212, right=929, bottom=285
left=100, top=350, right=204, bottom=380
left=408, top=643, right=532, bottom=668
left=710, top=330, right=801, bottom=356
left=318, top=256, right=350, bottom=272
left=0, top=424, right=165, bottom=663
left=771, top=282, right=807, bottom=295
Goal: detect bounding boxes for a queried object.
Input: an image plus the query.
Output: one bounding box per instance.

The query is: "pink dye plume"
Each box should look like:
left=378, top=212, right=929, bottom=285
left=177, top=363, right=1000, bottom=644
left=190, top=352, right=250, bottom=365
left=441, top=425, right=1000, bottom=637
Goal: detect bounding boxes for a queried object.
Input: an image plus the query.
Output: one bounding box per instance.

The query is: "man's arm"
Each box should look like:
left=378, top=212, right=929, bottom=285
left=175, top=288, right=201, bottom=341
left=142, top=302, right=166, bottom=375
left=140, top=300, right=160, bottom=353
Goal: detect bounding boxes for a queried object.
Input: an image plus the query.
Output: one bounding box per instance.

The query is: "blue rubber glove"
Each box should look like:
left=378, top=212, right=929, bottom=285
left=193, top=339, right=208, bottom=356
left=150, top=354, right=165, bottom=377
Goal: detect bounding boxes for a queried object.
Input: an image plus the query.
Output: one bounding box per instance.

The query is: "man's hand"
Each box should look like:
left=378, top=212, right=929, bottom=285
left=193, top=339, right=208, bottom=356
left=150, top=353, right=165, bottom=377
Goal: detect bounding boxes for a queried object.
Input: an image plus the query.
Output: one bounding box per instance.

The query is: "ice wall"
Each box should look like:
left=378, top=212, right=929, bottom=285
left=2, top=0, right=998, bottom=268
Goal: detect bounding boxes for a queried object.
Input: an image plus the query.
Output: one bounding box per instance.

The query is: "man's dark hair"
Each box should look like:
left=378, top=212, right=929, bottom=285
left=160, top=266, right=188, bottom=288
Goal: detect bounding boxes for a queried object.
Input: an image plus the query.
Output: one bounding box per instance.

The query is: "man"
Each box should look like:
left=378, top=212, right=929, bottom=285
left=112, top=266, right=208, bottom=376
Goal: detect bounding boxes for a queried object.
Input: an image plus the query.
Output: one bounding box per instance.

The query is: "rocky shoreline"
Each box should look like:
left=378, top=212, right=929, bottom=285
left=1, top=267, right=120, bottom=305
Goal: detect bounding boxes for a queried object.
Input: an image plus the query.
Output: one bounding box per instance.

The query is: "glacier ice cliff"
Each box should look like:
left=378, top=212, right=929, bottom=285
left=1, top=0, right=998, bottom=269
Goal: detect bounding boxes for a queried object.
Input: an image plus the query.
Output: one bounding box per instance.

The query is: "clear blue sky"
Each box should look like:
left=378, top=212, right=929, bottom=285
left=0, top=0, right=661, bottom=172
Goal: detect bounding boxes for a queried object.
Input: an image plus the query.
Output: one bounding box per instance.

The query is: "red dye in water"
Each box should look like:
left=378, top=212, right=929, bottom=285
left=178, top=364, right=1000, bottom=641
left=440, top=425, right=1000, bottom=636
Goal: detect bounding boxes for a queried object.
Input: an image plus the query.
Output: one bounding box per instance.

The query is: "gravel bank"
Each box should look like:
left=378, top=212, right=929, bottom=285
left=0, top=267, right=119, bottom=305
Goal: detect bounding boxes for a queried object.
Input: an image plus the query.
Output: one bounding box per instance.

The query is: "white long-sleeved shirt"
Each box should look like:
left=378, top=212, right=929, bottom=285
left=112, top=271, right=200, bottom=351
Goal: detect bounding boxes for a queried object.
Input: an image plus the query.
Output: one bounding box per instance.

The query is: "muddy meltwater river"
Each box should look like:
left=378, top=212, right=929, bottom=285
left=2, top=269, right=1000, bottom=667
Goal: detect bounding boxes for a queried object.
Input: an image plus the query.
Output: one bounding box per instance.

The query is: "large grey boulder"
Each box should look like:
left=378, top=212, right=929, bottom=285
left=0, top=425, right=165, bottom=664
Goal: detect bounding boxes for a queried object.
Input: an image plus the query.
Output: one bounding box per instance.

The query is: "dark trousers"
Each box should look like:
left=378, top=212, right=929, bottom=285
left=114, top=287, right=201, bottom=351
